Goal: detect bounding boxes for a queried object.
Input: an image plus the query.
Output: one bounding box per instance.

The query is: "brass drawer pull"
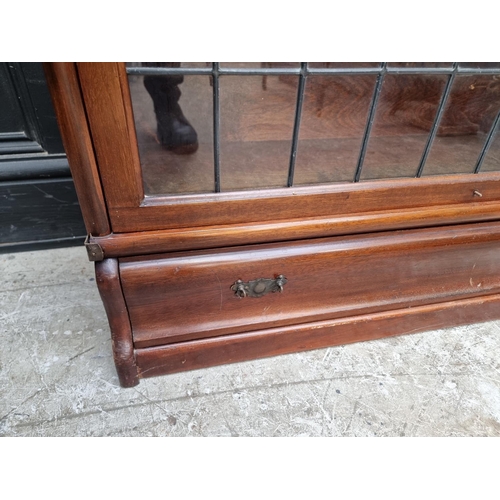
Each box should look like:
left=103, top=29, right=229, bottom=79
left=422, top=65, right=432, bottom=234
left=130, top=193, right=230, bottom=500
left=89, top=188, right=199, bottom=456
left=231, top=275, right=287, bottom=298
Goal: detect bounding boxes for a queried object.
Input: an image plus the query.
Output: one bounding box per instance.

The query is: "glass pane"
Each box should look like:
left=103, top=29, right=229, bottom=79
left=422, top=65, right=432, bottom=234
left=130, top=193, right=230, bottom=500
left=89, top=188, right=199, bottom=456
left=308, top=62, right=381, bottom=68
left=126, top=62, right=209, bottom=69
left=459, top=62, right=500, bottom=69
left=423, top=75, right=500, bottom=176
left=219, top=62, right=299, bottom=68
left=361, top=75, right=448, bottom=180
left=128, top=73, right=214, bottom=195
left=294, top=75, right=377, bottom=185
left=388, top=62, right=453, bottom=68
left=480, top=117, right=500, bottom=171
left=219, top=75, right=298, bottom=191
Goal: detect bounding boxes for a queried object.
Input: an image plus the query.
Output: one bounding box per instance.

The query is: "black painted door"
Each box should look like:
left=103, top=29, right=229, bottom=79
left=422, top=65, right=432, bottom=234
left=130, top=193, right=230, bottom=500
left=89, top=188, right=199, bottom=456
left=0, top=62, right=85, bottom=252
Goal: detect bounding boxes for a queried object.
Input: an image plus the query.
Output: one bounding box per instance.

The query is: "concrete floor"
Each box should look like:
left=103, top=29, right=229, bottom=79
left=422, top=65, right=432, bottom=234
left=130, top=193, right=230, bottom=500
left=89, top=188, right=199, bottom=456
left=1, top=246, right=500, bottom=437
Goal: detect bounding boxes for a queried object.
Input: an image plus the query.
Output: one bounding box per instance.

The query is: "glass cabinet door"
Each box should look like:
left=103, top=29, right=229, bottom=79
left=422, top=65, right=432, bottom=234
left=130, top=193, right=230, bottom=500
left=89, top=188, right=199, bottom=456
left=128, top=62, right=500, bottom=192
left=76, top=62, right=500, bottom=234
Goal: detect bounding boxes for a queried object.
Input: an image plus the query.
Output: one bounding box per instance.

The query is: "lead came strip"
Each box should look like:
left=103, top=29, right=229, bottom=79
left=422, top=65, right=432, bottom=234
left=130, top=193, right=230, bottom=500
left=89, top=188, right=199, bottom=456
left=212, top=62, right=221, bottom=193
left=354, top=63, right=387, bottom=183
left=474, top=111, right=500, bottom=174
left=287, top=63, right=308, bottom=187
left=416, top=63, right=459, bottom=178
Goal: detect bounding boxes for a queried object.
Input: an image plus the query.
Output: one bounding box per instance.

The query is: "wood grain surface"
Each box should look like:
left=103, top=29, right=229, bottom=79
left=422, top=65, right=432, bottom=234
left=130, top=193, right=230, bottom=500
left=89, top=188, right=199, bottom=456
left=119, top=222, right=500, bottom=348
left=111, top=172, right=500, bottom=232
left=135, top=293, right=500, bottom=379
left=43, top=63, right=110, bottom=236
left=90, top=201, right=500, bottom=258
left=76, top=63, right=144, bottom=209
left=95, top=258, right=139, bottom=387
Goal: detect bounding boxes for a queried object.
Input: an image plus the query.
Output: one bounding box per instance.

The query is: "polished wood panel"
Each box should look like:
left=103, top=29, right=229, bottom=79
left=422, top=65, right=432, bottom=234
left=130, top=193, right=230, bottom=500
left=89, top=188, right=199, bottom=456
left=135, top=293, right=500, bottom=379
left=111, top=172, right=500, bottom=232
left=95, top=258, right=139, bottom=387
left=43, top=63, right=110, bottom=236
left=91, top=200, right=500, bottom=258
left=76, top=63, right=144, bottom=209
left=120, top=222, right=500, bottom=348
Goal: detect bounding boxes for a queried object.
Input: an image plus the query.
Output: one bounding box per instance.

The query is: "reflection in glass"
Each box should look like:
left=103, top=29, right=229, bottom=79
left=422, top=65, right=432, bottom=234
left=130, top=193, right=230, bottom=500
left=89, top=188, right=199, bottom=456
left=423, top=75, right=500, bottom=176
left=294, top=76, right=377, bottom=185
left=219, top=62, right=300, bottom=68
left=387, top=62, right=453, bottom=68
left=128, top=73, right=214, bottom=195
left=361, top=75, right=448, bottom=179
left=308, top=62, right=381, bottom=69
left=126, top=62, right=209, bottom=69
left=459, top=62, right=500, bottom=69
left=480, top=115, right=500, bottom=172
left=219, top=75, right=298, bottom=191
left=126, top=63, right=500, bottom=197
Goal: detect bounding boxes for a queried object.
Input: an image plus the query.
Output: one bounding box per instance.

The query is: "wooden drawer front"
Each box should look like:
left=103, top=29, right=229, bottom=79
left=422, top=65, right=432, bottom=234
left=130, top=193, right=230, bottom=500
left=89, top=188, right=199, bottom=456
left=120, top=223, right=500, bottom=348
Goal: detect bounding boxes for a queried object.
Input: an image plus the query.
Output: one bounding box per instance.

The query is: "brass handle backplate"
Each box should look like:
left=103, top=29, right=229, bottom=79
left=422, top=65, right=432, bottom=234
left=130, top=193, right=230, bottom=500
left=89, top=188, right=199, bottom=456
left=231, top=275, right=287, bottom=298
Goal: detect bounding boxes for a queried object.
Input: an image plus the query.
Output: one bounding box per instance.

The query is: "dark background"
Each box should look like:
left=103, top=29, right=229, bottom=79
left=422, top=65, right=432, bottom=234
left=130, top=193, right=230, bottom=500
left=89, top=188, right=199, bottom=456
left=0, top=62, right=85, bottom=253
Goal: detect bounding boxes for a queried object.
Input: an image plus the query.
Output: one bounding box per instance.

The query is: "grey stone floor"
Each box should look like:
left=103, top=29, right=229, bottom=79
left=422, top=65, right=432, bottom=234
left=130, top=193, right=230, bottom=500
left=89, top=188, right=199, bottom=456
left=1, top=246, right=500, bottom=437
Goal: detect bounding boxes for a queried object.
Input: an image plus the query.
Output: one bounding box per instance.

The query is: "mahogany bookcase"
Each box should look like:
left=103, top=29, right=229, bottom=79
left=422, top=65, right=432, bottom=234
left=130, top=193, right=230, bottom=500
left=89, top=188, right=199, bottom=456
left=45, top=62, right=500, bottom=387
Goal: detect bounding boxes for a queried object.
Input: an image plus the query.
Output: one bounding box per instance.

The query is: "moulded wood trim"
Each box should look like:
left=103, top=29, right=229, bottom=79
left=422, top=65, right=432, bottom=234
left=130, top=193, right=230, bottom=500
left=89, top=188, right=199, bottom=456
left=43, top=63, right=110, bottom=236
left=109, top=172, right=500, bottom=232
left=76, top=63, right=144, bottom=209
left=135, top=293, right=500, bottom=379
left=91, top=200, right=500, bottom=258
left=120, top=221, right=500, bottom=348
left=116, top=62, right=144, bottom=203
left=95, top=258, right=139, bottom=387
